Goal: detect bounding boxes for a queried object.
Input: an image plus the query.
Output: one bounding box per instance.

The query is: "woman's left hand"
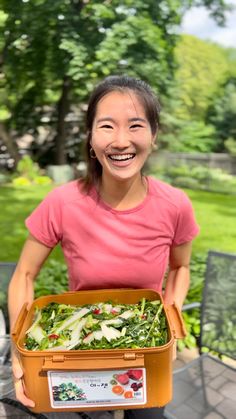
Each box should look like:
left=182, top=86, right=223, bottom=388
left=172, top=339, right=177, bottom=361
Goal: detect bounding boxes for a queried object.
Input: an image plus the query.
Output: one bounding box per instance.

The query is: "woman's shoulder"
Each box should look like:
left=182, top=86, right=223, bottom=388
left=147, top=176, right=190, bottom=208
left=44, top=179, right=87, bottom=205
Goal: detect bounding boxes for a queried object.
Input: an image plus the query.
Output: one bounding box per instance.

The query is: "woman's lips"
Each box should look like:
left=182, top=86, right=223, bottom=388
left=108, top=153, right=135, bottom=161
left=107, top=153, right=136, bottom=167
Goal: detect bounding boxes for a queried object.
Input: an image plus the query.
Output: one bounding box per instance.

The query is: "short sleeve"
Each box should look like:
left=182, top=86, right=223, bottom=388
left=172, top=191, right=200, bottom=246
left=25, top=189, right=62, bottom=248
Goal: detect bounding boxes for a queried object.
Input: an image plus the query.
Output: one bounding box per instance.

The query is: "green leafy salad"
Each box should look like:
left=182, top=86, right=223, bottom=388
left=25, top=298, right=168, bottom=351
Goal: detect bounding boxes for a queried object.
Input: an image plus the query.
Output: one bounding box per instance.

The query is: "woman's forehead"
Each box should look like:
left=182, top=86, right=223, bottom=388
left=95, top=90, right=146, bottom=118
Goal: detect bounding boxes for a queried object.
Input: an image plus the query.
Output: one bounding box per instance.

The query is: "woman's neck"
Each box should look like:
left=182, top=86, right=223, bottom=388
left=98, top=174, right=148, bottom=210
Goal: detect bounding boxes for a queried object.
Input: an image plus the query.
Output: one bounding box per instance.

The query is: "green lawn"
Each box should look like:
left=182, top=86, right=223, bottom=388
left=0, top=184, right=236, bottom=263
left=187, top=189, right=236, bottom=255
left=0, top=184, right=64, bottom=263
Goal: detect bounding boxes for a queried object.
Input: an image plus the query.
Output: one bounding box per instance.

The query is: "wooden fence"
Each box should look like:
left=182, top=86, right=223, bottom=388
left=148, top=152, right=236, bottom=175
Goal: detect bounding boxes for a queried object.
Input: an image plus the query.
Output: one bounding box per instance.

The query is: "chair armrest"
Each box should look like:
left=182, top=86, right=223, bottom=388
left=0, top=335, right=11, bottom=365
left=0, top=309, right=6, bottom=335
left=0, top=309, right=11, bottom=365
left=182, top=302, right=201, bottom=311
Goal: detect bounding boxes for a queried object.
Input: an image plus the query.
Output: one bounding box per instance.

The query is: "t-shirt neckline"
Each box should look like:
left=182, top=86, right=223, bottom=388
left=90, top=176, right=151, bottom=214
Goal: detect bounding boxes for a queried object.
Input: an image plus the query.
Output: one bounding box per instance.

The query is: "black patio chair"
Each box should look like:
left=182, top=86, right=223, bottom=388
left=164, top=250, right=236, bottom=419
left=0, top=262, right=16, bottom=365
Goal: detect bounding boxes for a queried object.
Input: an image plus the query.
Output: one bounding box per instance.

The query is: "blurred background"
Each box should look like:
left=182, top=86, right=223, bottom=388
left=0, top=0, right=235, bottom=173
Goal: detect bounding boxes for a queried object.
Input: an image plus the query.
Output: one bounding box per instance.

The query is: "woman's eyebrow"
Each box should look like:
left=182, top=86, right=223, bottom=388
left=128, top=117, right=147, bottom=123
left=96, top=117, right=114, bottom=123
left=97, top=117, right=147, bottom=123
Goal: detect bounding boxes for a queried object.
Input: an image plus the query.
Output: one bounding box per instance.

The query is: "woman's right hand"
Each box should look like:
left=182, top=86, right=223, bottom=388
left=12, top=349, right=35, bottom=408
left=8, top=234, right=52, bottom=408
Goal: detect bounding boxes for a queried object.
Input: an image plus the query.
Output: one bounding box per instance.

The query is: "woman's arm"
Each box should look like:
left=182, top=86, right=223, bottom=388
left=163, top=241, right=193, bottom=360
left=8, top=233, right=52, bottom=407
left=8, top=233, right=52, bottom=331
left=163, top=241, right=192, bottom=309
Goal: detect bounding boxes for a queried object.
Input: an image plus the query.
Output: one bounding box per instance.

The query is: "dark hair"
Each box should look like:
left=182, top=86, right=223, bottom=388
left=82, top=75, right=160, bottom=189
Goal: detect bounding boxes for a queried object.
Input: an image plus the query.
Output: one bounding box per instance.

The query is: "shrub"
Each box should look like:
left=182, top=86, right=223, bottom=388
left=178, top=309, right=201, bottom=351
left=173, top=176, right=199, bottom=189
left=12, top=176, right=31, bottom=186
left=178, top=253, right=207, bottom=350
left=186, top=253, right=207, bottom=304
left=12, top=155, right=52, bottom=186
left=34, top=175, right=52, bottom=186
left=151, top=164, right=236, bottom=194
left=17, top=155, right=40, bottom=181
left=225, top=137, right=236, bottom=156
left=0, top=173, right=9, bottom=185
left=34, top=260, right=68, bottom=298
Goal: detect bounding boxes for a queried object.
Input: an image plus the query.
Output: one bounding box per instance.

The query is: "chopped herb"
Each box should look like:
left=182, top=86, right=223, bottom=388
left=25, top=299, right=168, bottom=351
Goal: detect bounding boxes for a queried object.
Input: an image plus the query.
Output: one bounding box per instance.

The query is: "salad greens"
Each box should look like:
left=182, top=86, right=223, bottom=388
left=25, top=298, right=168, bottom=351
left=52, top=382, right=86, bottom=401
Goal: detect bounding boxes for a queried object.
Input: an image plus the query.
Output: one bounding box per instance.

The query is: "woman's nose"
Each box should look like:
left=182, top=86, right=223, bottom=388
left=112, top=128, right=130, bottom=148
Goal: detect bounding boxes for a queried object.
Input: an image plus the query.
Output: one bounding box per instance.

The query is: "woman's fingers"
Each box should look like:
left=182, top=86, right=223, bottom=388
left=172, top=339, right=177, bottom=361
left=12, top=355, right=23, bottom=380
left=12, top=351, right=24, bottom=381
left=12, top=351, right=35, bottom=407
left=14, top=378, right=35, bottom=408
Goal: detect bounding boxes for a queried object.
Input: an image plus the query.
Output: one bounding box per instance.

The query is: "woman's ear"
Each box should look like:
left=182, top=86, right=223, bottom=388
left=151, top=132, right=158, bottom=151
left=87, top=131, right=92, bottom=146
left=151, top=141, right=158, bottom=151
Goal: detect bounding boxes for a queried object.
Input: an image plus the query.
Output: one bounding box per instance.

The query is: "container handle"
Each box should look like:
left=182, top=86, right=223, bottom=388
left=165, top=303, right=187, bottom=339
left=42, top=354, right=144, bottom=371
left=11, top=303, right=29, bottom=343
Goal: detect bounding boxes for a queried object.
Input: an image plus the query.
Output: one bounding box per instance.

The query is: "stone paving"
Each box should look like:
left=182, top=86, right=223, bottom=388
left=165, top=353, right=236, bottom=419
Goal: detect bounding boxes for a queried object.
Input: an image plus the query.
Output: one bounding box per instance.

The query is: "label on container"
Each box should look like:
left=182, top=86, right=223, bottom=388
left=47, top=368, right=146, bottom=408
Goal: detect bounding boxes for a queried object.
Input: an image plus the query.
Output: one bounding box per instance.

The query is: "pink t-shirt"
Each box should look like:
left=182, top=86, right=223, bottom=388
left=25, top=177, right=199, bottom=293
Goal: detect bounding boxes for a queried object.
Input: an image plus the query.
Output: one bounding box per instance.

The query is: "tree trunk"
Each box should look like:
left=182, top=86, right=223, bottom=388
left=0, top=122, right=20, bottom=169
left=72, top=0, right=88, bottom=14
left=54, top=76, right=71, bottom=165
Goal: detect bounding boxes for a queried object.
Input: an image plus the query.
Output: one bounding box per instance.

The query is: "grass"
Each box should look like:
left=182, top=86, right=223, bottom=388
left=0, top=184, right=64, bottom=263
left=187, top=189, right=236, bottom=255
left=0, top=184, right=236, bottom=263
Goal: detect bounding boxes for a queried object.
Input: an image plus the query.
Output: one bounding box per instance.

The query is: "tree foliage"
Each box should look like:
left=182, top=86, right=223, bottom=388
left=160, top=35, right=235, bottom=152
left=205, top=49, right=236, bottom=152
left=207, top=77, right=236, bottom=152
left=0, top=0, right=182, bottom=165
left=173, top=35, right=229, bottom=120
left=0, top=0, right=233, bottom=165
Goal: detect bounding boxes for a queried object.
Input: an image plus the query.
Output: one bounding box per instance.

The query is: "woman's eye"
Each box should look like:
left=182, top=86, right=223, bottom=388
left=130, top=124, right=143, bottom=129
left=100, top=124, right=113, bottom=129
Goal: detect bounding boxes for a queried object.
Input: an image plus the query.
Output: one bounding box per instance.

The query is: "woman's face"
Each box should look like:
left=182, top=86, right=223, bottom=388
left=90, top=90, right=156, bottom=183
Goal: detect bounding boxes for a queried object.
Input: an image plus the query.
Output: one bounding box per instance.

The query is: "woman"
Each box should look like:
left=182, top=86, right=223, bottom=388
left=8, top=75, right=199, bottom=419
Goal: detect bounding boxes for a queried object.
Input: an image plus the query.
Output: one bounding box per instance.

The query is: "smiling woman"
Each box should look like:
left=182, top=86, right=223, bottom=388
left=8, top=75, right=199, bottom=419
left=83, top=76, right=160, bottom=211
left=90, top=90, right=156, bottom=209
left=84, top=76, right=159, bottom=188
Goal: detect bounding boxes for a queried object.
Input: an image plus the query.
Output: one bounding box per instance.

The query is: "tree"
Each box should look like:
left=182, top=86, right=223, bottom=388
left=159, top=35, right=233, bottom=152
left=0, top=0, right=232, bottom=166
left=173, top=35, right=229, bottom=121
left=205, top=46, right=236, bottom=152
left=206, top=77, right=236, bottom=152
left=0, top=0, right=181, bottom=165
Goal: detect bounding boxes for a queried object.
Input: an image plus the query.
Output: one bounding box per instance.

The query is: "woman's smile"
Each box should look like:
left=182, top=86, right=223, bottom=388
left=107, top=152, right=136, bottom=167
left=91, top=90, right=155, bottom=183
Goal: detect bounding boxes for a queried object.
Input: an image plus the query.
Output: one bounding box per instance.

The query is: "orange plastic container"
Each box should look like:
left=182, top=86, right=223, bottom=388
left=12, top=289, right=186, bottom=413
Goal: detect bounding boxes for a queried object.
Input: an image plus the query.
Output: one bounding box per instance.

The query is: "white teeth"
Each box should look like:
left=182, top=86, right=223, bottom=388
left=109, top=154, right=135, bottom=161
